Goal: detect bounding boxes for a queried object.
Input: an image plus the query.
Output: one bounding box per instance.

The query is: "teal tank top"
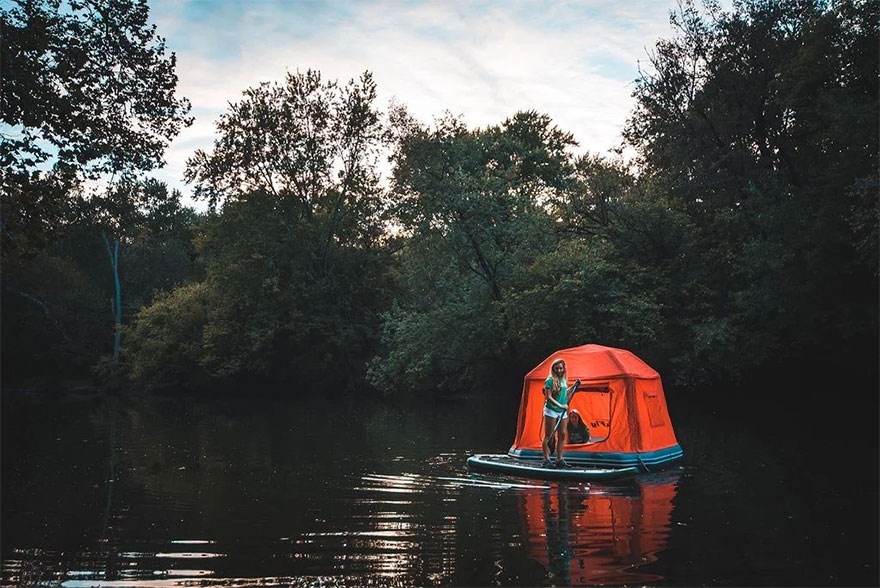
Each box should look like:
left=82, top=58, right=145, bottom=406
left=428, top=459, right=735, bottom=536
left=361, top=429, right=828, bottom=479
left=544, top=376, right=568, bottom=414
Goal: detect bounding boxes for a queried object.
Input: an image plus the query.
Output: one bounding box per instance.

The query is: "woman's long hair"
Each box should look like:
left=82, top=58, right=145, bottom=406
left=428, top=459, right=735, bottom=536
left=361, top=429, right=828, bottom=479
left=547, top=359, right=567, bottom=394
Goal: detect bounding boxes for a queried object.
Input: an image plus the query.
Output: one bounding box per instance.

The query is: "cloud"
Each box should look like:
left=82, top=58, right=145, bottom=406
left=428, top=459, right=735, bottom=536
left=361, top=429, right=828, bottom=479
left=146, top=0, right=681, bottom=209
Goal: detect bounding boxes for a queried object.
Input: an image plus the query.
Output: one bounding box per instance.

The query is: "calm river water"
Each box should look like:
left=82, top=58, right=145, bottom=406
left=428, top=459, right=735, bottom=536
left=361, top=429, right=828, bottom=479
left=2, top=390, right=877, bottom=586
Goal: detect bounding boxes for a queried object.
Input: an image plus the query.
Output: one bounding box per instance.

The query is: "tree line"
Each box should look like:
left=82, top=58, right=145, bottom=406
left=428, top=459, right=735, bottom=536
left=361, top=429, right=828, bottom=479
left=2, top=0, right=876, bottom=401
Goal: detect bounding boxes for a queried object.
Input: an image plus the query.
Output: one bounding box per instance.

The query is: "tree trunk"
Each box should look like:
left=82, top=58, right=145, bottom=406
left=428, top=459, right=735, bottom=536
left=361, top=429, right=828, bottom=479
left=102, top=232, right=122, bottom=367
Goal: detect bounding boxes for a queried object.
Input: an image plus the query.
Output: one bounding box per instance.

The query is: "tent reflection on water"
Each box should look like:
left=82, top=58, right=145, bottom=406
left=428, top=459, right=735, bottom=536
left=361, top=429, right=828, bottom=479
left=519, top=472, right=680, bottom=586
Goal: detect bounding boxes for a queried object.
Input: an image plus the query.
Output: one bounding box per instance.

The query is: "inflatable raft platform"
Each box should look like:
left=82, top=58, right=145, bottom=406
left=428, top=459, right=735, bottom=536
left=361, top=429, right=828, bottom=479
left=467, top=454, right=639, bottom=482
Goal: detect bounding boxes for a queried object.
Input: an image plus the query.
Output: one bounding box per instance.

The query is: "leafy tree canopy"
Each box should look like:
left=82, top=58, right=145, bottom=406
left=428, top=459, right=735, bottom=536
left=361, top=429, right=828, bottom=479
left=623, top=0, right=878, bottom=384
left=1, top=0, right=192, bottom=178
left=126, top=71, right=393, bottom=390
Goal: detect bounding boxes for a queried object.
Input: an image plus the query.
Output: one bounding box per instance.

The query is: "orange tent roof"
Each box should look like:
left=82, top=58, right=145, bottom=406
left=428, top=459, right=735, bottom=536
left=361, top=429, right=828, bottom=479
left=525, top=343, right=659, bottom=381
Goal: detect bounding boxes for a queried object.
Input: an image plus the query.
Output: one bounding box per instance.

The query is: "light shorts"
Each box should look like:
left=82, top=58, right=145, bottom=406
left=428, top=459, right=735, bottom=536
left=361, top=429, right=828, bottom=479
left=543, top=406, right=566, bottom=420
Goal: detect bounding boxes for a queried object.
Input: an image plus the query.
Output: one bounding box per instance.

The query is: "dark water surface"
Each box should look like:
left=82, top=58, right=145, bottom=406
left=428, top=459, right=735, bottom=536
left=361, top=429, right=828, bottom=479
left=2, top=390, right=877, bottom=587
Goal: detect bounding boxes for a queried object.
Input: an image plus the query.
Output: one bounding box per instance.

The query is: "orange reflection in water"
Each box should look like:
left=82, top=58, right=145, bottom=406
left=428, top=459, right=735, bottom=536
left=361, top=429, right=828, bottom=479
left=519, top=472, right=680, bottom=586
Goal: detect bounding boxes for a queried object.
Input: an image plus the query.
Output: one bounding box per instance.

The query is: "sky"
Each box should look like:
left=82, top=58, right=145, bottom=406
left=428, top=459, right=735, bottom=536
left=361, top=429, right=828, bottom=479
left=146, top=0, right=689, bottom=209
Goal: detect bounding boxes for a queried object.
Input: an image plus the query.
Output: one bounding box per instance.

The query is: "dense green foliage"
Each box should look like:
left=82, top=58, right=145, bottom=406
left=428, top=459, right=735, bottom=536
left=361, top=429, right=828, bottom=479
left=3, top=0, right=876, bottom=398
left=1, top=177, right=197, bottom=381
left=1, top=0, right=194, bottom=382
left=125, top=71, right=393, bottom=388
left=623, top=0, right=879, bottom=385
left=367, top=112, right=665, bottom=393
left=2, top=0, right=191, bottom=178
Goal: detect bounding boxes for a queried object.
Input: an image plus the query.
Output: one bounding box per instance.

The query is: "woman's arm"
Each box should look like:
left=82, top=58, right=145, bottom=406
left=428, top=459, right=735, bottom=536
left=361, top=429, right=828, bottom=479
left=543, top=385, right=568, bottom=410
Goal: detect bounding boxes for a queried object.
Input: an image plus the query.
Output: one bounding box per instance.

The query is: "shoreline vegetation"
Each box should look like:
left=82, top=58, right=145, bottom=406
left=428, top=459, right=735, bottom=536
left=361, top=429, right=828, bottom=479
left=2, top=0, right=877, bottom=404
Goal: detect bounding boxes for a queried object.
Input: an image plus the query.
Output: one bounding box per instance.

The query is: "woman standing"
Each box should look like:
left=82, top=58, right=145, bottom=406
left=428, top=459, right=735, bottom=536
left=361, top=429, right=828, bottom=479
left=542, top=358, right=570, bottom=468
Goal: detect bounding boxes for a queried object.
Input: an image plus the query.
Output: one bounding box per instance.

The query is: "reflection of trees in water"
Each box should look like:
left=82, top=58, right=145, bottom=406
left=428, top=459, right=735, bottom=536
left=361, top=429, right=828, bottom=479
left=99, top=397, right=306, bottom=529
left=76, top=396, right=364, bottom=580
left=83, top=396, right=435, bottom=577
left=523, top=473, right=680, bottom=585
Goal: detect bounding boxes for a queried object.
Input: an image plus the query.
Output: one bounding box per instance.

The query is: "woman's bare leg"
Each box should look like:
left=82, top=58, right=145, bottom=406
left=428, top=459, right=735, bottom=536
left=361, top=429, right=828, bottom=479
left=542, top=415, right=555, bottom=462
left=555, top=418, right=568, bottom=464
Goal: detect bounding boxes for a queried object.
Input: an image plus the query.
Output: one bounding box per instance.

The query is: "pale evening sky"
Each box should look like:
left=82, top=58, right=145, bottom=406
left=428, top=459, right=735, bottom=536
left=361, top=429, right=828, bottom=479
left=146, top=0, right=706, bottom=208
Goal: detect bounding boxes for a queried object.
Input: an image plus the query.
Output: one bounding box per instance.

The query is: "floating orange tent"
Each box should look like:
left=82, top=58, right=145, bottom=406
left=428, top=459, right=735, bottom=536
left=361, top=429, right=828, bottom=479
left=510, top=344, right=683, bottom=468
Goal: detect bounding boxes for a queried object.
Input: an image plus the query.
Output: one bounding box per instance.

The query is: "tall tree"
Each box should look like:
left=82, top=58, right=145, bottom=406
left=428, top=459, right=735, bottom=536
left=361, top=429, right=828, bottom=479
left=370, top=110, right=581, bottom=393
left=623, top=0, right=879, bottom=386
left=1, top=0, right=193, bottom=382
left=86, top=179, right=195, bottom=368
left=125, top=70, right=391, bottom=389
left=1, top=0, right=192, bottom=181
left=185, top=69, right=384, bottom=243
